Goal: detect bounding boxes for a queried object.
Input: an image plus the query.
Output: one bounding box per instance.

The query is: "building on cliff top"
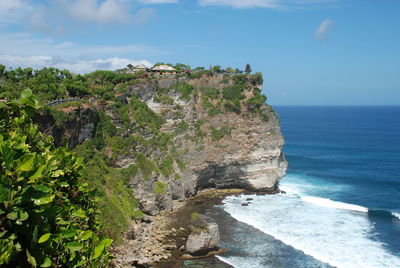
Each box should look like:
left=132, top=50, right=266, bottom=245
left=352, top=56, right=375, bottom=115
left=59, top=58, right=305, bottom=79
left=126, top=64, right=149, bottom=74
left=150, top=64, right=177, bottom=75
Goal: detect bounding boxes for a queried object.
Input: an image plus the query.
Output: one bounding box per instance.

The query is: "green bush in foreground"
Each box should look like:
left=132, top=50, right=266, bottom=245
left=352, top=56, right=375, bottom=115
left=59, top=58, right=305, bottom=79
left=0, top=89, right=112, bottom=267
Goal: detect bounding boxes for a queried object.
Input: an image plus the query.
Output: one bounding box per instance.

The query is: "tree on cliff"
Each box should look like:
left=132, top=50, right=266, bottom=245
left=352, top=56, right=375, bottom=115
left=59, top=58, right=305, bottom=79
left=0, top=64, right=5, bottom=77
left=245, top=64, right=252, bottom=74
left=0, top=89, right=112, bottom=267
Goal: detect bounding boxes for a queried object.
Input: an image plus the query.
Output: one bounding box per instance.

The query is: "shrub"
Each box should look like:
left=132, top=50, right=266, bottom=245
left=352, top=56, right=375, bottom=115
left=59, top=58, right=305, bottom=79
left=174, top=82, right=194, bottom=100
left=210, top=125, right=234, bottom=141
left=0, top=89, right=112, bottom=267
left=153, top=181, right=167, bottom=195
left=201, top=86, right=220, bottom=100
left=222, top=84, right=245, bottom=102
left=159, top=155, right=174, bottom=178
left=136, top=153, right=156, bottom=181
left=174, top=120, right=189, bottom=135
left=249, top=72, right=263, bottom=85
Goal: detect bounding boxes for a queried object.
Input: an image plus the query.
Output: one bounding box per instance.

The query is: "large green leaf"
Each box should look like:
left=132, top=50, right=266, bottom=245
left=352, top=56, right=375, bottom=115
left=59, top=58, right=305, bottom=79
left=33, top=194, right=55, bottom=206
left=17, top=209, right=29, bottom=221
left=38, top=233, right=51, bottom=244
left=16, top=153, right=36, bottom=172
left=65, top=242, right=83, bottom=252
left=92, top=243, right=104, bottom=260
left=19, top=89, right=41, bottom=109
left=6, top=211, right=18, bottom=220
left=26, top=249, right=37, bottom=267
left=1, top=145, right=15, bottom=169
left=92, top=239, right=112, bottom=260
left=28, top=165, right=45, bottom=182
left=80, top=230, right=93, bottom=241
left=61, top=229, right=75, bottom=239
left=40, top=257, right=51, bottom=268
left=51, top=170, right=64, bottom=178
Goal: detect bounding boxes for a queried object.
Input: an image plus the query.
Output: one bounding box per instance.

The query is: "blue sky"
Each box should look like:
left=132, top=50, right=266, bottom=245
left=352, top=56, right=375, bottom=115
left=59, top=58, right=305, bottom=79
left=0, top=0, right=399, bottom=105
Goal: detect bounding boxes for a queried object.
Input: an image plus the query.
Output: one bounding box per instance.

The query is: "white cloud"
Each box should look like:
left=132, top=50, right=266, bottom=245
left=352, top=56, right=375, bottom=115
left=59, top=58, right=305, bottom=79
left=0, top=54, right=152, bottom=74
left=0, top=31, right=162, bottom=73
left=138, top=0, right=178, bottom=3
left=28, top=7, right=52, bottom=33
left=133, top=8, right=156, bottom=24
left=60, top=0, right=133, bottom=24
left=315, top=19, right=333, bottom=40
left=0, top=0, right=32, bottom=24
left=0, top=32, right=161, bottom=57
left=198, top=0, right=338, bottom=9
left=199, top=0, right=279, bottom=8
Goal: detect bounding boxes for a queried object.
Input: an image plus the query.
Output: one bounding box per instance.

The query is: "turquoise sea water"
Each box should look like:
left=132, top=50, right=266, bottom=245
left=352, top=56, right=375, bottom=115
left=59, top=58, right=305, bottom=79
left=215, top=106, right=400, bottom=268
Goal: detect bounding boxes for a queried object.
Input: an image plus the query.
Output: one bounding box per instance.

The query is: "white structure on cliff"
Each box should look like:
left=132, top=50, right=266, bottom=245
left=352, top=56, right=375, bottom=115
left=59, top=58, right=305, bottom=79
left=151, top=64, right=177, bottom=74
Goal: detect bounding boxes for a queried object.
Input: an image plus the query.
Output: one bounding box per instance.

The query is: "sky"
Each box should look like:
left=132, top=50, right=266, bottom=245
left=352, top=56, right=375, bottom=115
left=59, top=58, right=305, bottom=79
left=0, top=0, right=399, bottom=105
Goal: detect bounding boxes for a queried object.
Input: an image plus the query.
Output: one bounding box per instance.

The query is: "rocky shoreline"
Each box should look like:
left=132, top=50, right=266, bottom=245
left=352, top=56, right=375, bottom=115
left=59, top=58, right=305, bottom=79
left=112, top=188, right=282, bottom=268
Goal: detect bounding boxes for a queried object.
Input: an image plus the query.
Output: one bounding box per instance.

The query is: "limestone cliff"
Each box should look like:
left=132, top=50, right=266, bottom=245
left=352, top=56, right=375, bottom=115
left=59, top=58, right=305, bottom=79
left=124, top=74, right=287, bottom=215
left=36, top=73, right=287, bottom=217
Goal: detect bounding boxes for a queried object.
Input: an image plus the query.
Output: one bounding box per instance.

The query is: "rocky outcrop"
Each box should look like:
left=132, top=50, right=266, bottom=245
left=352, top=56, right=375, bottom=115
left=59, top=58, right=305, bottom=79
left=121, top=75, right=287, bottom=216
left=34, top=107, right=99, bottom=148
left=186, top=221, right=220, bottom=253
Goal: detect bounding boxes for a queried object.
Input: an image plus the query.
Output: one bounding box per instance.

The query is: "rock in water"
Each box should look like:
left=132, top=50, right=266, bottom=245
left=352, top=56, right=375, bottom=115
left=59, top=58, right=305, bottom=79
left=186, top=222, right=220, bottom=253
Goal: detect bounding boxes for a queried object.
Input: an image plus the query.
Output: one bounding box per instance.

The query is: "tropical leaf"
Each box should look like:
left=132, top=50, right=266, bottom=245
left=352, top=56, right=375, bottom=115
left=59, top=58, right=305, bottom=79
left=40, top=257, right=51, bottom=268
left=16, top=153, right=36, bottom=172
left=38, top=233, right=51, bottom=244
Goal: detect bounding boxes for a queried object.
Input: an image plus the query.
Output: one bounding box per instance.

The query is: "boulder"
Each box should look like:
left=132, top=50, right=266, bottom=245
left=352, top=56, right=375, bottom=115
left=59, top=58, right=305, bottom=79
left=185, top=222, right=220, bottom=253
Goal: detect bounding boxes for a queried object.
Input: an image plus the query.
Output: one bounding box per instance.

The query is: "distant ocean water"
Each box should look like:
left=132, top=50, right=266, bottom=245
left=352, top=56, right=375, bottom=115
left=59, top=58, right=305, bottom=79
left=213, top=106, right=400, bottom=268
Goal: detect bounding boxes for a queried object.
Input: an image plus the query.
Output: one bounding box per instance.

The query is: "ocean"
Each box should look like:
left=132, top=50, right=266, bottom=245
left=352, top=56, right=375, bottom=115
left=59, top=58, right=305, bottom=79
left=211, top=106, right=400, bottom=268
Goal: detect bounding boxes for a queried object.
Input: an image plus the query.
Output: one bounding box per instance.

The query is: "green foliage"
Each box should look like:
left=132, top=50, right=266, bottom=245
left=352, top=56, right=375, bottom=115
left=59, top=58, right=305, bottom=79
left=191, top=212, right=201, bottom=221
left=174, top=120, right=189, bottom=135
left=80, top=151, right=139, bottom=243
left=174, top=82, right=195, bottom=100
left=210, top=125, right=234, bottom=141
left=129, top=95, right=164, bottom=133
left=246, top=88, right=269, bottom=121
left=189, top=212, right=207, bottom=234
left=249, top=72, right=263, bottom=85
left=175, top=159, right=186, bottom=171
left=153, top=181, right=167, bottom=195
left=0, top=66, right=141, bottom=103
left=159, top=155, right=174, bottom=178
left=212, top=65, right=222, bottom=73
left=93, top=110, right=117, bottom=149
left=154, top=94, right=174, bottom=105
left=225, top=67, right=234, bottom=73
left=222, top=84, right=245, bottom=102
left=245, top=64, right=252, bottom=74
left=201, top=86, right=220, bottom=100
left=46, top=108, right=69, bottom=127
left=173, top=63, right=191, bottom=72
left=0, top=64, right=5, bottom=77
left=136, top=153, right=156, bottom=181
left=0, top=89, right=112, bottom=267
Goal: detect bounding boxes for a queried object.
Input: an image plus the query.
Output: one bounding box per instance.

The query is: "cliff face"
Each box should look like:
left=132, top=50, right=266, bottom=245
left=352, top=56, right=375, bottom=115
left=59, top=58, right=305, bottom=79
left=34, top=108, right=99, bottom=148
left=36, top=73, right=287, bottom=216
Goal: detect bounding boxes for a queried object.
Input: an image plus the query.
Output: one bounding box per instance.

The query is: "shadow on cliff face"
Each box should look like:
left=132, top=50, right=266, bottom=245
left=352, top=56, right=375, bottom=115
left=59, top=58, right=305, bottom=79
left=196, top=163, right=251, bottom=191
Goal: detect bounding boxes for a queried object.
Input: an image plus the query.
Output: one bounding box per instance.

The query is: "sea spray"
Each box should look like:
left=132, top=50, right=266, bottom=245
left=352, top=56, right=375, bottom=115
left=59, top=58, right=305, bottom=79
left=221, top=191, right=400, bottom=268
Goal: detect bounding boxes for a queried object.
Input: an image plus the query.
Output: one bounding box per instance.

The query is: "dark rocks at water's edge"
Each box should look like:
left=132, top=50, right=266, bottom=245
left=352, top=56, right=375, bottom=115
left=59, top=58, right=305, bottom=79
left=178, top=258, right=234, bottom=268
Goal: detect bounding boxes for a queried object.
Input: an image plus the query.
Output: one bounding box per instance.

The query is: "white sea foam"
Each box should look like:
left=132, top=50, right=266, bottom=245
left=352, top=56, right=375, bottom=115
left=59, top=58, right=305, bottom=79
left=393, top=212, right=400, bottom=220
left=221, top=188, right=400, bottom=268
left=216, top=256, right=253, bottom=268
left=301, top=196, right=368, bottom=213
